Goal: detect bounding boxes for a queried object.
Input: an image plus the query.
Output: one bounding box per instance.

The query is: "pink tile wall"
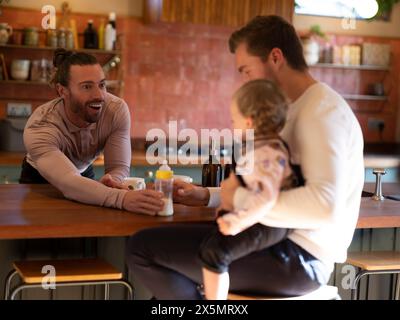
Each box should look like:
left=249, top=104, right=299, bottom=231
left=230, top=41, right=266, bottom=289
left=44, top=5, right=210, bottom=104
left=120, top=20, right=240, bottom=138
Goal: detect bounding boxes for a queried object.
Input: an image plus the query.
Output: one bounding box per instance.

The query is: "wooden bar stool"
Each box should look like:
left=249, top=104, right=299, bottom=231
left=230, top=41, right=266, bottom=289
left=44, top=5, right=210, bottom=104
left=346, top=251, right=400, bottom=300
left=4, top=258, right=134, bottom=300
left=228, top=285, right=340, bottom=300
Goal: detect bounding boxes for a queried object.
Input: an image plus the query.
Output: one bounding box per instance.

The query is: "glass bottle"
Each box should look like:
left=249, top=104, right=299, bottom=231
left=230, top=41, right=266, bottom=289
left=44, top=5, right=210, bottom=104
left=84, top=20, right=98, bottom=49
left=202, top=139, right=223, bottom=187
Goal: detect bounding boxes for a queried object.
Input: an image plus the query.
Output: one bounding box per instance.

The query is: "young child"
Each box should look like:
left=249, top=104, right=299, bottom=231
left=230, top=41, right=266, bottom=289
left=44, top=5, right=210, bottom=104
left=198, top=79, right=301, bottom=300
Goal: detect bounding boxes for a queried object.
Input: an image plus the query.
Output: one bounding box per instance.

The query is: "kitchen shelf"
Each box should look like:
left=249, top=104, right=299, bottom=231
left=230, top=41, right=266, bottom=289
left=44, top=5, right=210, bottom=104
left=311, top=63, right=389, bottom=71
left=0, top=44, right=121, bottom=55
left=0, top=80, right=122, bottom=88
left=342, top=94, right=388, bottom=101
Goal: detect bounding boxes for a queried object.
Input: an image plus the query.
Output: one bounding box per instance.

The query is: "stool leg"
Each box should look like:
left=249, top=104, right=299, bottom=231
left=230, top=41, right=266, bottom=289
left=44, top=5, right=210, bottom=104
left=4, top=270, right=19, bottom=300
left=10, top=284, right=42, bottom=300
left=352, top=270, right=365, bottom=300
left=104, top=284, right=110, bottom=300
left=395, top=274, right=400, bottom=300
left=120, top=280, right=134, bottom=300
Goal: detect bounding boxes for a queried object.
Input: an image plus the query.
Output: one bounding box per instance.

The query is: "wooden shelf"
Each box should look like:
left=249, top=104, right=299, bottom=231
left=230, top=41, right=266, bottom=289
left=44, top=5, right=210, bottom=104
left=342, top=94, right=388, bottom=101
left=0, top=80, right=50, bottom=86
left=0, top=44, right=121, bottom=55
left=0, top=80, right=122, bottom=88
left=311, top=63, right=389, bottom=71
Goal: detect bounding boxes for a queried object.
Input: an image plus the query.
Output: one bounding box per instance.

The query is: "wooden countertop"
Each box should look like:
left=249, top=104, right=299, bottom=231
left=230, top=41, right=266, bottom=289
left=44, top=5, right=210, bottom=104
left=0, top=184, right=215, bottom=240
left=0, top=183, right=399, bottom=240
left=359, top=183, right=400, bottom=228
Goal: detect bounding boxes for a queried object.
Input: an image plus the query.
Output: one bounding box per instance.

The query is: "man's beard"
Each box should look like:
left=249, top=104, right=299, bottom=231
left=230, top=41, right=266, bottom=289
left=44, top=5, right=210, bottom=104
left=70, top=96, right=104, bottom=124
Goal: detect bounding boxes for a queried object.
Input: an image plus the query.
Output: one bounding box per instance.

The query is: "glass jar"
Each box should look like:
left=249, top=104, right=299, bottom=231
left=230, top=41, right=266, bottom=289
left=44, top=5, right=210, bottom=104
left=30, top=60, right=41, bottom=82
left=58, top=28, right=66, bottom=48
left=30, top=59, right=49, bottom=83
left=65, top=28, right=74, bottom=49
left=46, top=29, right=58, bottom=48
left=24, top=27, right=39, bottom=46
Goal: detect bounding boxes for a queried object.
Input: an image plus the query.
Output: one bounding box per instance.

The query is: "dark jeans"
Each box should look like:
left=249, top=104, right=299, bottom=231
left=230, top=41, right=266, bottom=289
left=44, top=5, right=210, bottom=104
left=125, top=224, right=330, bottom=300
left=199, top=223, right=289, bottom=273
left=19, top=157, right=95, bottom=183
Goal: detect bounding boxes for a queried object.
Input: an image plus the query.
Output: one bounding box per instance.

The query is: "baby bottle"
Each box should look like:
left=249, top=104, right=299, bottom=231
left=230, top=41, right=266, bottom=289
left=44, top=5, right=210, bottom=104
left=155, top=160, right=174, bottom=216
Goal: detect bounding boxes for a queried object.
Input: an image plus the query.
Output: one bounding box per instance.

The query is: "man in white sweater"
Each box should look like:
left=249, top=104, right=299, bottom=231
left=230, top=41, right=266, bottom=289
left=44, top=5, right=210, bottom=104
left=126, top=15, right=364, bottom=299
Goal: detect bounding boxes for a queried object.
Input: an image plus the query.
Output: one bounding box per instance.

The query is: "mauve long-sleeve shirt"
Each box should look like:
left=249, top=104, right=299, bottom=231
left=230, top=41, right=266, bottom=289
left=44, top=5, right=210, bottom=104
left=24, top=92, right=131, bottom=209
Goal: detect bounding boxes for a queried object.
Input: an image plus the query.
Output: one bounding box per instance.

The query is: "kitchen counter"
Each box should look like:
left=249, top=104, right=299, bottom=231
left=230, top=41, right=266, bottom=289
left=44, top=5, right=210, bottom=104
left=2, top=151, right=398, bottom=168
left=364, top=143, right=400, bottom=168
left=0, top=151, right=204, bottom=167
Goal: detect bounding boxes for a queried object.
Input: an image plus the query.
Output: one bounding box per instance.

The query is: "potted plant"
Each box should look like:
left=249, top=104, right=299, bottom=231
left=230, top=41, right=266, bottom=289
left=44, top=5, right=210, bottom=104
left=374, top=0, right=400, bottom=20
left=301, top=25, right=327, bottom=65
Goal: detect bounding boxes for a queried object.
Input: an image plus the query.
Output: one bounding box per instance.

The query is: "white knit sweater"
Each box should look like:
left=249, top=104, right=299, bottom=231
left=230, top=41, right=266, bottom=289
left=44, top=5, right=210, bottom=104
left=209, top=83, right=364, bottom=271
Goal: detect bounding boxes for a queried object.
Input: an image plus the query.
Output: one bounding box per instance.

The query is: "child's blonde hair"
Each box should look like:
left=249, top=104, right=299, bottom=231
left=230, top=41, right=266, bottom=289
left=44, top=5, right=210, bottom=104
left=233, top=79, right=288, bottom=136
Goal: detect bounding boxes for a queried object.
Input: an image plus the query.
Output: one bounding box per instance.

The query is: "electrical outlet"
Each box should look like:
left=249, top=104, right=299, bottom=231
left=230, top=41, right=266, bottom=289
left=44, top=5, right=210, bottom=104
left=368, top=118, right=385, bottom=131
left=6, top=102, right=32, bottom=117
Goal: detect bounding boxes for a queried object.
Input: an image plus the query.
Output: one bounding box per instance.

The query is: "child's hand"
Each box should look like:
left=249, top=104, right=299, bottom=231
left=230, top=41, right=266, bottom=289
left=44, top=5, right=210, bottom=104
left=217, top=215, right=241, bottom=236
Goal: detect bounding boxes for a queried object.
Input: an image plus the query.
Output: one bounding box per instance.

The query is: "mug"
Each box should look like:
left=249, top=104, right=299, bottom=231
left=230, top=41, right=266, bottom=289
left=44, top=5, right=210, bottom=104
left=123, top=177, right=146, bottom=190
left=11, top=59, right=30, bottom=80
left=173, top=175, right=193, bottom=183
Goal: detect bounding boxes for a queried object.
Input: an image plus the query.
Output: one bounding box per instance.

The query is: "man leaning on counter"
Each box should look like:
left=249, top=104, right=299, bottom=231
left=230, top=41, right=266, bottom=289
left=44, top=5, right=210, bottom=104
left=19, top=48, right=164, bottom=216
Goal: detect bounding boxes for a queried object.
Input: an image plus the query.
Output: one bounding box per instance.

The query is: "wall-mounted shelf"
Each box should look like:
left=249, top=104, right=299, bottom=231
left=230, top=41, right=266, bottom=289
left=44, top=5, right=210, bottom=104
left=0, top=44, right=121, bottom=55
left=0, top=80, right=122, bottom=88
left=342, top=94, right=388, bottom=101
left=311, top=63, right=389, bottom=71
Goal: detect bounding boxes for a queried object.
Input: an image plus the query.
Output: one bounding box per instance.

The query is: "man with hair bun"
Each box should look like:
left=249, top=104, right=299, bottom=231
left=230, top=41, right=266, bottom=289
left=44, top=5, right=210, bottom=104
left=20, top=49, right=163, bottom=215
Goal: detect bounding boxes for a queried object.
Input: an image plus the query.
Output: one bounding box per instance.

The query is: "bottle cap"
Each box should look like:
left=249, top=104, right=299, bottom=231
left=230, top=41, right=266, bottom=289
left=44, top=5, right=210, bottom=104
left=156, top=160, right=173, bottom=179
left=88, top=19, right=93, bottom=24
left=109, top=12, right=116, bottom=21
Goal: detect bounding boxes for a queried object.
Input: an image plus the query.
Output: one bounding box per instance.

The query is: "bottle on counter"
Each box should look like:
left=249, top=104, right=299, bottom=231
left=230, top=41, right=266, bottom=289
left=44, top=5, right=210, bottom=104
left=202, top=140, right=223, bottom=187
left=83, top=19, right=98, bottom=49
left=155, top=160, right=174, bottom=216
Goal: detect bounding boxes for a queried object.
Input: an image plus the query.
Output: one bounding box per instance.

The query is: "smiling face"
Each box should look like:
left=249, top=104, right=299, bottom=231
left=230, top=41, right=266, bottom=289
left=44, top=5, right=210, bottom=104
left=58, top=64, right=107, bottom=126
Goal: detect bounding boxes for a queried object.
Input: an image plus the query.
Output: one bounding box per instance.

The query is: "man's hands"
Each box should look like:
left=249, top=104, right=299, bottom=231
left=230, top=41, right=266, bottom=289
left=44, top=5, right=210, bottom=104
left=100, top=174, right=128, bottom=190
left=173, top=180, right=210, bottom=206
left=122, top=189, right=164, bottom=216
